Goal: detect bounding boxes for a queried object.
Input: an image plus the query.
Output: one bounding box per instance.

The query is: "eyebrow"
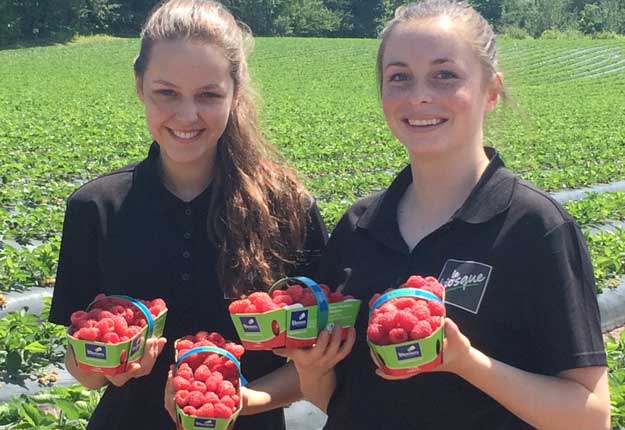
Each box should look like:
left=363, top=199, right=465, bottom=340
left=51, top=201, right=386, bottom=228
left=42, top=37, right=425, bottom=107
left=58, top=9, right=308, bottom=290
left=152, top=79, right=222, bottom=90
left=384, top=58, right=455, bottom=70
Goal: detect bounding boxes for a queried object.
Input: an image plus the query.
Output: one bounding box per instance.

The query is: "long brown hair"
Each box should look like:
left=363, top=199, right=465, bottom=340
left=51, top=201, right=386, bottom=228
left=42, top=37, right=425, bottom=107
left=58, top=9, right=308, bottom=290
left=134, top=0, right=310, bottom=296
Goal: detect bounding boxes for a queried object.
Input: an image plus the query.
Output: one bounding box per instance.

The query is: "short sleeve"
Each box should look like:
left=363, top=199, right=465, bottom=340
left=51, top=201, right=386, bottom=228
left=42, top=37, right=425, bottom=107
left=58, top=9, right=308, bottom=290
left=48, top=197, right=101, bottom=326
left=526, top=221, right=607, bottom=374
left=292, top=199, right=329, bottom=278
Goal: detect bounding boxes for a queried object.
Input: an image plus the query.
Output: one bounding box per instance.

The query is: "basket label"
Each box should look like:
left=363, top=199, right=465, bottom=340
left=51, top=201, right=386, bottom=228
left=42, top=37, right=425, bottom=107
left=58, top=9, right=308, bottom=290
left=289, top=310, right=309, bottom=331
left=85, top=344, right=107, bottom=360
left=130, top=336, right=142, bottom=355
left=193, top=418, right=217, bottom=428
left=395, top=343, right=422, bottom=361
left=240, top=316, right=261, bottom=333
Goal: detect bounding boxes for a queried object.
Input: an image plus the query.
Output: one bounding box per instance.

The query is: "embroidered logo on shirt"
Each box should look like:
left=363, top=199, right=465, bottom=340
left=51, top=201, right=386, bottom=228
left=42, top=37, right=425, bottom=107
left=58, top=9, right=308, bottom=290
left=439, top=259, right=492, bottom=314
left=85, top=344, right=107, bottom=360
left=193, top=418, right=217, bottom=428
left=395, top=343, right=422, bottom=361
left=240, top=316, right=261, bottom=333
left=289, top=310, right=309, bottom=331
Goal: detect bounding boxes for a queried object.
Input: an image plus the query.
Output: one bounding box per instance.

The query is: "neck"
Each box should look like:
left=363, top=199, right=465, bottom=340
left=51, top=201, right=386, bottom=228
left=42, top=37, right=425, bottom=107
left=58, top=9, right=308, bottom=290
left=158, top=154, right=215, bottom=202
left=407, top=144, right=490, bottom=219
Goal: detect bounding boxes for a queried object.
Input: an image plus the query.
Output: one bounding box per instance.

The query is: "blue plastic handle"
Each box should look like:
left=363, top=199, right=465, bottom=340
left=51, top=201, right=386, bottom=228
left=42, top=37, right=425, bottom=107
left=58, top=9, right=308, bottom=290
left=369, top=288, right=442, bottom=317
left=176, top=346, right=248, bottom=386
left=271, top=276, right=329, bottom=331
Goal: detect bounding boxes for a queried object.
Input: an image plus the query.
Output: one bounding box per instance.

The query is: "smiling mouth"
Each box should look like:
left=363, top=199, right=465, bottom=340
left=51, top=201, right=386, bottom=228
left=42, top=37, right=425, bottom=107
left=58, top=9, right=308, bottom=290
left=168, top=128, right=204, bottom=140
left=405, top=118, right=448, bottom=127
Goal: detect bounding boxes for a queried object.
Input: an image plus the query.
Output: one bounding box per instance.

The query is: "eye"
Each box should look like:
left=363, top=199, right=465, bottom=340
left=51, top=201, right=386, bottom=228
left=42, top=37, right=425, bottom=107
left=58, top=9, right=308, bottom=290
left=199, top=91, right=220, bottom=98
left=435, top=70, right=458, bottom=80
left=389, top=72, right=410, bottom=82
left=156, top=89, right=176, bottom=96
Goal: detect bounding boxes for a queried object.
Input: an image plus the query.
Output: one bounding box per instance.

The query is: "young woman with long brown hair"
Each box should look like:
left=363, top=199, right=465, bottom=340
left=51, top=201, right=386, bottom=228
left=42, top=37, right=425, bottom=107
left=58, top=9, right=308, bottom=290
left=48, top=1, right=327, bottom=429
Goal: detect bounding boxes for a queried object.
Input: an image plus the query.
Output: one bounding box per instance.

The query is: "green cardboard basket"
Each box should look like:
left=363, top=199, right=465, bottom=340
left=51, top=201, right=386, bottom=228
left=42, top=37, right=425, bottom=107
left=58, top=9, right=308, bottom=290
left=367, top=288, right=444, bottom=376
left=67, top=295, right=167, bottom=375
left=175, top=346, right=244, bottom=430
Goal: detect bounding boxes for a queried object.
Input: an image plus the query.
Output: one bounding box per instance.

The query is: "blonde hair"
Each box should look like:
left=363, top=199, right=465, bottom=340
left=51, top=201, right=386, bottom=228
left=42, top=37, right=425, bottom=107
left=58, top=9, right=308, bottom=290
left=135, top=0, right=310, bottom=296
left=377, top=0, right=506, bottom=98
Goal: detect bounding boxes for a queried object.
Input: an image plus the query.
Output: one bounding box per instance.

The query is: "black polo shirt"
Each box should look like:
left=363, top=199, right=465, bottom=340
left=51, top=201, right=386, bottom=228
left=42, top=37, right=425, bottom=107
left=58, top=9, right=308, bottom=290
left=49, top=143, right=328, bottom=430
left=317, top=147, right=606, bottom=430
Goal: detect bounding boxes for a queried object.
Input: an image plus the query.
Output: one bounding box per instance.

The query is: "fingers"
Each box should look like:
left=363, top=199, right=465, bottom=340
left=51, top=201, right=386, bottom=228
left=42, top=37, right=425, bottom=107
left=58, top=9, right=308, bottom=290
left=164, top=365, right=177, bottom=423
left=105, top=337, right=167, bottom=387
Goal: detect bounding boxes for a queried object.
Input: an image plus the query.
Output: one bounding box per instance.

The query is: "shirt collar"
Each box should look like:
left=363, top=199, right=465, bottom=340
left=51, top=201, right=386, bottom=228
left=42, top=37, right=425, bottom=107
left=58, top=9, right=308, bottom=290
left=357, top=147, right=517, bottom=251
left=136, top=142, right=213, bottom=213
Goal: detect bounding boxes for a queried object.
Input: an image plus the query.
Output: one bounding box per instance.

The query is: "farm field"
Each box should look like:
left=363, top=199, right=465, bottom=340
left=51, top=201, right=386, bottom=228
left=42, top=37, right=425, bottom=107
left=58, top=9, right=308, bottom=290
left=1, top=36, right=625, bottom=428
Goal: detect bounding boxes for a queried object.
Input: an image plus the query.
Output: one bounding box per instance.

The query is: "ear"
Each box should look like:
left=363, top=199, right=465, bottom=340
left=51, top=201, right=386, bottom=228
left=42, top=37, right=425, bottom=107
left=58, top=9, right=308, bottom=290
left=135, top=74, right=145, bottom=103
left=484, top=72, right=503, bottom=113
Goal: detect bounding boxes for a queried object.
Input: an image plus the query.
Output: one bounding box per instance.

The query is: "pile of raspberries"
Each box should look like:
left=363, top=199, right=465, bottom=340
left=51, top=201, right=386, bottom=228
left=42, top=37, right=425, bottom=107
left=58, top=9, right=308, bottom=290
left=228, top=284, right=353, bottom=314
left=173, top=331, right=245, bottom=419
left=69, top=295, right=167, bottom=343
left=367, top=276, right=445, bottom=345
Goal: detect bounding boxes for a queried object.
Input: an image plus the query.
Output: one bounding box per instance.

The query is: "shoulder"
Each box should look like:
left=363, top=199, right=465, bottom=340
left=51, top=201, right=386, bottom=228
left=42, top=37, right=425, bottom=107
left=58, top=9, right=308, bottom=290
left=507, top=177, right=575, bottom=236
left=333, top=190, right=386, bottom=234
left=67, top=162, right=141, bottom=207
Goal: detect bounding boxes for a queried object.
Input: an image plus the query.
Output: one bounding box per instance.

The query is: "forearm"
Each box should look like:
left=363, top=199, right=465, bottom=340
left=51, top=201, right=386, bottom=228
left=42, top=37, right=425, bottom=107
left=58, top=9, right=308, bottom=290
left=298, top=369, right=336, bottom=413
left=455, top=347, right=610, bottom=430
left=64, top=348, right=109, bottom=389
left=242, top=362, right=303, bottom=415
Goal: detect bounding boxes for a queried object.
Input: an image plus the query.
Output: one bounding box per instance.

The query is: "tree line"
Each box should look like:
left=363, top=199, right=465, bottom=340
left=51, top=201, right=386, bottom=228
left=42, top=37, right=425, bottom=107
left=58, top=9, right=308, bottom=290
left=2, top=0, right=625, bottom=47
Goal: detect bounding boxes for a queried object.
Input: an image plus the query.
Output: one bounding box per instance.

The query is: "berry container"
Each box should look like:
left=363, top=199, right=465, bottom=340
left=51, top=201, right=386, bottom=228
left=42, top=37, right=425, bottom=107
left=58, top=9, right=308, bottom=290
left=367, top=288, right=445, bottom=377
left=175, top=346, right=244, bottom=430
left=67, top=295, right=167, bottom=375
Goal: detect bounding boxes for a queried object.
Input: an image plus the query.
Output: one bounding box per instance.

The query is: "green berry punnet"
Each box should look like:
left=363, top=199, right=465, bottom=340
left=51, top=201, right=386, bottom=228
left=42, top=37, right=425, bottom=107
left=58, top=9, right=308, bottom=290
left=228, top=276, right=361, bottom=350
left=66, top=294, right=168, bottom=375
left=367, top=278, right=446, bottom=377
left=174, top=345, right=245, bottom=430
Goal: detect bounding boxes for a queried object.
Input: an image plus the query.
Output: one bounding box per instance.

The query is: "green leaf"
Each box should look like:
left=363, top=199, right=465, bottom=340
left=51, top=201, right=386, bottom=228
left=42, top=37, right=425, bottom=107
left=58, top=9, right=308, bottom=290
left=54, top=399, right=81, bottom=420
left=24, top=341, right=48, bottom=353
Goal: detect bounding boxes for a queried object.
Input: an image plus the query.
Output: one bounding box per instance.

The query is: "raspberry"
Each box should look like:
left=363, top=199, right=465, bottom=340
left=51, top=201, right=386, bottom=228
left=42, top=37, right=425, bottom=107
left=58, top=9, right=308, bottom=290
left=299, top=292, right=317, bottom=307
left=328, top=292, right=344, bottom=303
left=74, top=327, right=99, bottom=341
left=422, top=282, right=444, bottom=299
left=217, top=380, right=236, bottom=397
left=319, top=284, right=330, bottom=295
left=393, top=297, right=416, bottom=310
left=177, top=364, right=194, bottom=380
left=211, top=371, right=224, bottom=384
left=285, top=285, right=304, bottom=302
left=194, top=365, right=211, bottom=382
left=224, top=342, right=245, bottom=360
left=213, top=402, right=233, bottom=418
left=410, top=301, right=431, bottom=320
left=409, top=320, right=433, bottom=340
left=428, top=316, right=443, bottom=330
left=367, top=323, right=386, bottom=345
left=204, top=353, right=222, bottom=370
left=220, top=395, right=235, bottom=409
left=405, top=275, right=427, bottom=288
left=149, top=305, right=164, bottom=317
left=195, top=331, right=210, bottom=341
left=87, top=308, right=103, bottom=320
left=244, top=304, right=257, bottom=313
left=271, top=289, right=289, bottom=297
left=173, top=376, right=192, bottom=391
left=194, top=340, right=216, bottom=349
left=150, top=298, right=167, bottom=308
left=175, top=390, right=190, bottom=407
left=204, top=391, right=220, bottom=404
left=112, top=316, right=128, bottom=334
left=427, top=300, right=445, bottom=317
left=187, top=391, right=205, bottom=409
left=272, top=294, right=293, bottom=306
left=388, top=328, right=408, bottom=343
left=125, top=326, right=141, bottom=338
left=207, top=332, right=225, bottom=346
left=78, top=319, right=98, bottom=329
left=182, top=406, right=197, bottom=416
left=176, top=340, right=194, bottom=351
left=231, top=394, right=240, bottom=405
left=229, top=299, right=251, bottom=314
left=374, top=310, right=397, bottom=332
left=255, top=298, right=278, bottom=313
left=196, top=403, right=215, bottom=418
left=396, top=310, right=419, bottom=332
left=122, top=308, right=134, bottom=324
left=101, top=332, right=121, bottom=343
left=98, top=310, right=115, bottom=320
left=110, top=305, right=126, bottom=316
left=70, top=311, right=88, bottom=327
left=96, top=318, right=115, bottom=335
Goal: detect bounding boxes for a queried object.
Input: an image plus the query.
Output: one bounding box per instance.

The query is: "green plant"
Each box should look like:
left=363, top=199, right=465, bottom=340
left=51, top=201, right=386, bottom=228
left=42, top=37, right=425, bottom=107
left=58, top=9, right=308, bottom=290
left=606, top=331, right=625, bottom=429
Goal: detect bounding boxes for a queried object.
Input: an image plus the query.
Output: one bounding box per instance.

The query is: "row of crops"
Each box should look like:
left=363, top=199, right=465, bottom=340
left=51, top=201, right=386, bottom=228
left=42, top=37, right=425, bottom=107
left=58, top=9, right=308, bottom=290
left=0, top=36, right=625, bottom=428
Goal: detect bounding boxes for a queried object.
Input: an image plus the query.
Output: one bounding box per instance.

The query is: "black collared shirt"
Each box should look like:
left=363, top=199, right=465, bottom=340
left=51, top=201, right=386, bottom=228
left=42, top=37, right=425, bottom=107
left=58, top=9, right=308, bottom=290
left=317, top=148, right=606, bottom=430
left=49, top=143, right=328, bottom=430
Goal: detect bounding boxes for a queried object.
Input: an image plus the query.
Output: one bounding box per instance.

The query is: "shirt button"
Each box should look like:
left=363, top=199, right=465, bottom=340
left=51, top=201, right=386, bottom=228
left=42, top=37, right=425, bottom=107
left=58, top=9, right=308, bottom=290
left=185, top=208, right=192, bottom=216
left=183, top=251, right=190, bottom=259
left=184, top=232, right=191, bottom=240
left=181, top=273, right=190, bottom=281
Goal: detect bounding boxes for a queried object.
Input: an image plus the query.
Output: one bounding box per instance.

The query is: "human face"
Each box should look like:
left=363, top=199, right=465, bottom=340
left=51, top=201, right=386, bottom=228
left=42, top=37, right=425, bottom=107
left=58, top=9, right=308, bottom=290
left=381, top=18, right=499, bottom=159
left=137, top=39, right=235, bottom=171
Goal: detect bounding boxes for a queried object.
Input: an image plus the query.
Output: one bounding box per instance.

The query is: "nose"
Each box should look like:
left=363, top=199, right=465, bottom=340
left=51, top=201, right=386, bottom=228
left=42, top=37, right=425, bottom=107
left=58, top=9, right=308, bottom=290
left=176, top=97, right=199, bottom=123
left=409, top=79, right=433, bottom=105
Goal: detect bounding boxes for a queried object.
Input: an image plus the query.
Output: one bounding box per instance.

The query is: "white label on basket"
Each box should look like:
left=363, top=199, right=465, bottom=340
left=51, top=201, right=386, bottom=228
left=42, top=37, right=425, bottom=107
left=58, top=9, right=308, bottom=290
left=240, top=316, right=261, bottom=333
left=290, top=310, right=309, bottom=330
left=194, top=418, right=217, bottom=428
left=130, top=336, right=142, bottom=355
left=85, top=344, right=107, bottom=360
left=395, top=343, right=422, bottom=361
